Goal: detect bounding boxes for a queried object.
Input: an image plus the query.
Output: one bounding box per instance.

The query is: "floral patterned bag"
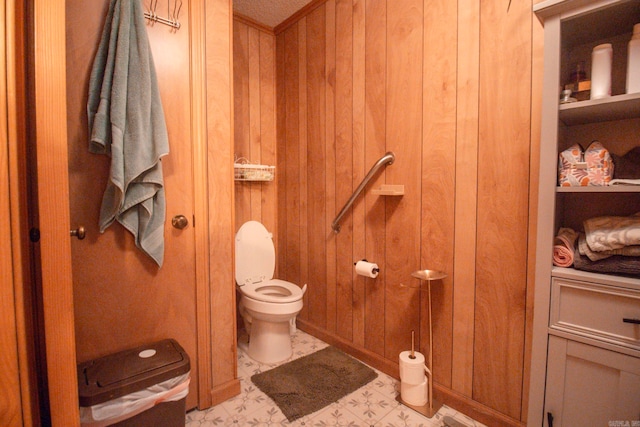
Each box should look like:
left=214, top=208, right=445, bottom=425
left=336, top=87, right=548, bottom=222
left=558, top=140, right=614, bottom=186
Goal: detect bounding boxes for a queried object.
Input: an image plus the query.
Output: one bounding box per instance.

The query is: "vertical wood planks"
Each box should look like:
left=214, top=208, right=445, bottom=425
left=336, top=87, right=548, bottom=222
left=421, top=0, right=457, bottom=390
left=283, top=24, right=302, bottom=296
left=276, top=31, right=287, bottom=278
left=452, top=0, right=480, bottom=398
left=306, top=6, right=327, bottom=327
left=384, top=0, right=423, bottom=360
left=335, top=0, right=354, bottom=341
left=233, top=19, right=277, bottom=235
left=259, top=31, right=277, bottom=241
left=272, top=0, right=537, bottom=423
left=363, top=0, right=386, bottom=356
left=233, top=22, right=250, bottom=226
left=324, top=0, right=337, bottom=335
left=474, top=0, right=532, bottom=419
left=248, top=27, right=263, bottom=221
left=352, top=0, right=366, bottom=348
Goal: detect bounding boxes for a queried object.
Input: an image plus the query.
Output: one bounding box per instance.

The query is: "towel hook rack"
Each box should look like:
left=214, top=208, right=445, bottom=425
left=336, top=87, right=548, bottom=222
left=331, top=152, right=395, bottom=233
left=144, top=0, right=181, bottom=30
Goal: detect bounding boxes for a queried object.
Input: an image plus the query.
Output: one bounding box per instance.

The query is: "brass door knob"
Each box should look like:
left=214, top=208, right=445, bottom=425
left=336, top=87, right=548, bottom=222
left=70, top=226, right=86, bottom=240
left=172, top=215, right=189, bottom=229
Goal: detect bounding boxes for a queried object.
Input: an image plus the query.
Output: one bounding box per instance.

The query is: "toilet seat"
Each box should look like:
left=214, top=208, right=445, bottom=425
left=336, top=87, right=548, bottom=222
left=240, top=279, right=306, bottom=304
left=235, top=221, right=276, bottom=286
left=235, top=221, right=306, bottom=304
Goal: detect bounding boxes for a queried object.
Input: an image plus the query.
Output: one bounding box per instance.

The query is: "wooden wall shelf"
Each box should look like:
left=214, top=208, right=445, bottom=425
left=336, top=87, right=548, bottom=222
left=370, top=184, right=404, bottom=196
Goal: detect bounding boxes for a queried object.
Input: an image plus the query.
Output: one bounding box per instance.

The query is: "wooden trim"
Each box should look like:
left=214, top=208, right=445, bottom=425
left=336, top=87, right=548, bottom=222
left=1, top=0, right=25, bottom=423
left=33, top=0, right=79, bottom=424
left=323, top=0, right=336, bottom=336
left=233, top=13, right=274, bottom=34
left=205, top=0, right=238, bottom=406
left=433, top=385, right=526, bottom=427
left=7, top=0, right=38, bottom=423
left=210, top=378, right=241, bottom=406
left=190, top=0, right=212, bottom=410
left=274, top=0, right=327, bottom=35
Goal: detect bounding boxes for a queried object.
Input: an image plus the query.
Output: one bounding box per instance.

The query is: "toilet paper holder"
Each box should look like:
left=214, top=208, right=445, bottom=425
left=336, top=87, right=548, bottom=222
left=353, top=259, right=380, bottom=274
left=396, top=269, right=447, bottom=418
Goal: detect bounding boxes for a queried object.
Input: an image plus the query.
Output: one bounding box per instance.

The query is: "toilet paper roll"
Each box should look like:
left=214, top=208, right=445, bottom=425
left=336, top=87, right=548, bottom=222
left=355, top=260, right=379, bottom=278
left=399, top=350, right=429, bottom=406
left=401, top=379, right=428, bottom=406
left=399, top=351, right=427, bottom=384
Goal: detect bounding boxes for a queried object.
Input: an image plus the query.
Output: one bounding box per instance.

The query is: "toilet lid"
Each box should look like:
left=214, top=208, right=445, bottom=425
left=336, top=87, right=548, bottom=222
left=235, top=221, right=275, bottom=286
left=241, top=279, right=306, bottom=303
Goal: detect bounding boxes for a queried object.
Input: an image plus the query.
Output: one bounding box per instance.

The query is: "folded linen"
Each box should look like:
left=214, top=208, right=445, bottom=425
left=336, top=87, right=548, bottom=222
left=609, top=179, right=640, bottom=186
left=553, top=227, right=578, bottom=267
left=573, top=246, right=640, bottom=277
left=578, top=233, right=640, bottom=261
left=584, top=214, right=640, bottom=252
left=88, top=0, right=169, bottom=267
left=611, top=146, right=640, bottom=180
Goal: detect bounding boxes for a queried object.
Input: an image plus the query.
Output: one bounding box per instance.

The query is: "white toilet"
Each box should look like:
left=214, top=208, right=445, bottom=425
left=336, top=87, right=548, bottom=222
left=235, top=220, right=307, bottom=364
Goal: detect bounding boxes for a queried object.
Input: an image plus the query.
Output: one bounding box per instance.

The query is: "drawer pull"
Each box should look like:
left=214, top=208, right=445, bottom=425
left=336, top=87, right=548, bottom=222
left=623, top=318, right=640, bottom=325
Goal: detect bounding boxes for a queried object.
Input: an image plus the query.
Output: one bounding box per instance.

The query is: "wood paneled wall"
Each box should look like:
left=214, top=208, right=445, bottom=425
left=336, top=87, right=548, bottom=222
left=205, top=0, right=240, bottom=406
left=270, top=1, right=540, bottom=426
left=233, top=17, right=278, bottom=244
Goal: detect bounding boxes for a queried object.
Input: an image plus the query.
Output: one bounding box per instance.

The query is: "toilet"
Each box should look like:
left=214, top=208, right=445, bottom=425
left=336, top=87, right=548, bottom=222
left=235, top=221, right=307, bottom=364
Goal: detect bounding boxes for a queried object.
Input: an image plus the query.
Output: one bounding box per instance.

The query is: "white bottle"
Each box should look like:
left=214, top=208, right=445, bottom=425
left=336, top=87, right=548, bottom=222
left=627, top=23, right=640, bottom=94
left=591, top=43, right=613, bottom=99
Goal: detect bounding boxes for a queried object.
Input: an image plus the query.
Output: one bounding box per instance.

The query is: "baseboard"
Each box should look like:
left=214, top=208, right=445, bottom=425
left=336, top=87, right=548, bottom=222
left=209, top=378, right=241, bottom=407
left=297, top=319, right=524, bottom=427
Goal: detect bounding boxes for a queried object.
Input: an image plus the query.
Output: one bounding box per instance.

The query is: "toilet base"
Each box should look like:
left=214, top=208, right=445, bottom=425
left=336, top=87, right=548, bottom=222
left=246, top=319, right=293, bottom=364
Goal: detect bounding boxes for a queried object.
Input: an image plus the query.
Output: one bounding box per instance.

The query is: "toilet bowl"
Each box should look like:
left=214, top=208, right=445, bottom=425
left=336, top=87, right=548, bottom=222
left=235, top=221, right=307, bottom=364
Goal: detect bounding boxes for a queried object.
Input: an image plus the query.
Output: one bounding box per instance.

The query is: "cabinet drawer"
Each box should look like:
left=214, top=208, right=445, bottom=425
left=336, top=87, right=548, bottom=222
left=550, top=278, right=640, bottom=351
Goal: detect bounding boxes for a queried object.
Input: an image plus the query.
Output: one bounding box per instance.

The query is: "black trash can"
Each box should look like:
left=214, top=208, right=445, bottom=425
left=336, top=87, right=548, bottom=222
left=77, top=339, right=190, bottom=427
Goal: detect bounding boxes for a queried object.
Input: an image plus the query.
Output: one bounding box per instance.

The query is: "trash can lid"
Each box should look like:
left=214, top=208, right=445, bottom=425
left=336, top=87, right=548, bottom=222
left=78, top=338, right=190, bottom=406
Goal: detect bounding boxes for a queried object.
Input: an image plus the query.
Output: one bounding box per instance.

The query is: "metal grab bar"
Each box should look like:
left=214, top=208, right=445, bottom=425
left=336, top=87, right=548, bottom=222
left=331, top=152, right=395, bottom=233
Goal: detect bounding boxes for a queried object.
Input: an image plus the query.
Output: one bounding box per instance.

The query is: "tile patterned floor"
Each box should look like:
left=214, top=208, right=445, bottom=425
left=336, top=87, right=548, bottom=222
left=186, top=330, right=486, bottom=427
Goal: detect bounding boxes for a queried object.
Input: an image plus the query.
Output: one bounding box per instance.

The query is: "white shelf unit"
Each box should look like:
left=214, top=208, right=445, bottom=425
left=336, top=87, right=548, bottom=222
left=529, top=1, right=640, bottom=426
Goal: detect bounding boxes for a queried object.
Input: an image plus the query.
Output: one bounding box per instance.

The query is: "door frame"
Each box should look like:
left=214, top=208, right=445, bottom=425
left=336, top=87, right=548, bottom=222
left=31, top=0, right=80, bottom=424
left=188, top=0, right=214, bottom=409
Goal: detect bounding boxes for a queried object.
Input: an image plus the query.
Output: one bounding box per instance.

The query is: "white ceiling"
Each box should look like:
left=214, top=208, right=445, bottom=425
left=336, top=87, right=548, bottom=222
left=233, top=0, right=314, bottom=28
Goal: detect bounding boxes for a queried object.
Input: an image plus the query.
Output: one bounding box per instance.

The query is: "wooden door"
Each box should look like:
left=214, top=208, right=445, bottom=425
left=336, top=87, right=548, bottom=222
left=65, top=0, right=199, bottom=409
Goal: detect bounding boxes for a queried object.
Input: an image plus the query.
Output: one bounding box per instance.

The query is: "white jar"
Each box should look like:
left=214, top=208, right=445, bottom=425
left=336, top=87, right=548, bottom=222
left=627, top=24, right=640, bottom=94
left=591, top=43, right=613, bottom=99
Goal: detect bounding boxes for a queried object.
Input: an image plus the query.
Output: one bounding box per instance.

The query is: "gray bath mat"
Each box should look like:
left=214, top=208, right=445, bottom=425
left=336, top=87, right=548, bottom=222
left=250, top=346, right=378, bottom=422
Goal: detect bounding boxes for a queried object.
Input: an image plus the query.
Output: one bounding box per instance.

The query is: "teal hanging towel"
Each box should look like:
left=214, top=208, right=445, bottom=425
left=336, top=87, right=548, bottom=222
left=87, top=0, right=169, bottom=267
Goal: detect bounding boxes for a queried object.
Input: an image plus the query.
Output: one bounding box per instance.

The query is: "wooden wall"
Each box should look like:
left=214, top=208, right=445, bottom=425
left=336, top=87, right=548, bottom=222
left=269, top=1, right=540, bottom=426
left=233, top=16, right=278, bottom=244
left=205, top=0, right=239, bottom=407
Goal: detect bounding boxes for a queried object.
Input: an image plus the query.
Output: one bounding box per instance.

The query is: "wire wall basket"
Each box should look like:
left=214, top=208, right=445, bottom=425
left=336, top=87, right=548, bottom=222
left=234, top=161, right=275, bottom=182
